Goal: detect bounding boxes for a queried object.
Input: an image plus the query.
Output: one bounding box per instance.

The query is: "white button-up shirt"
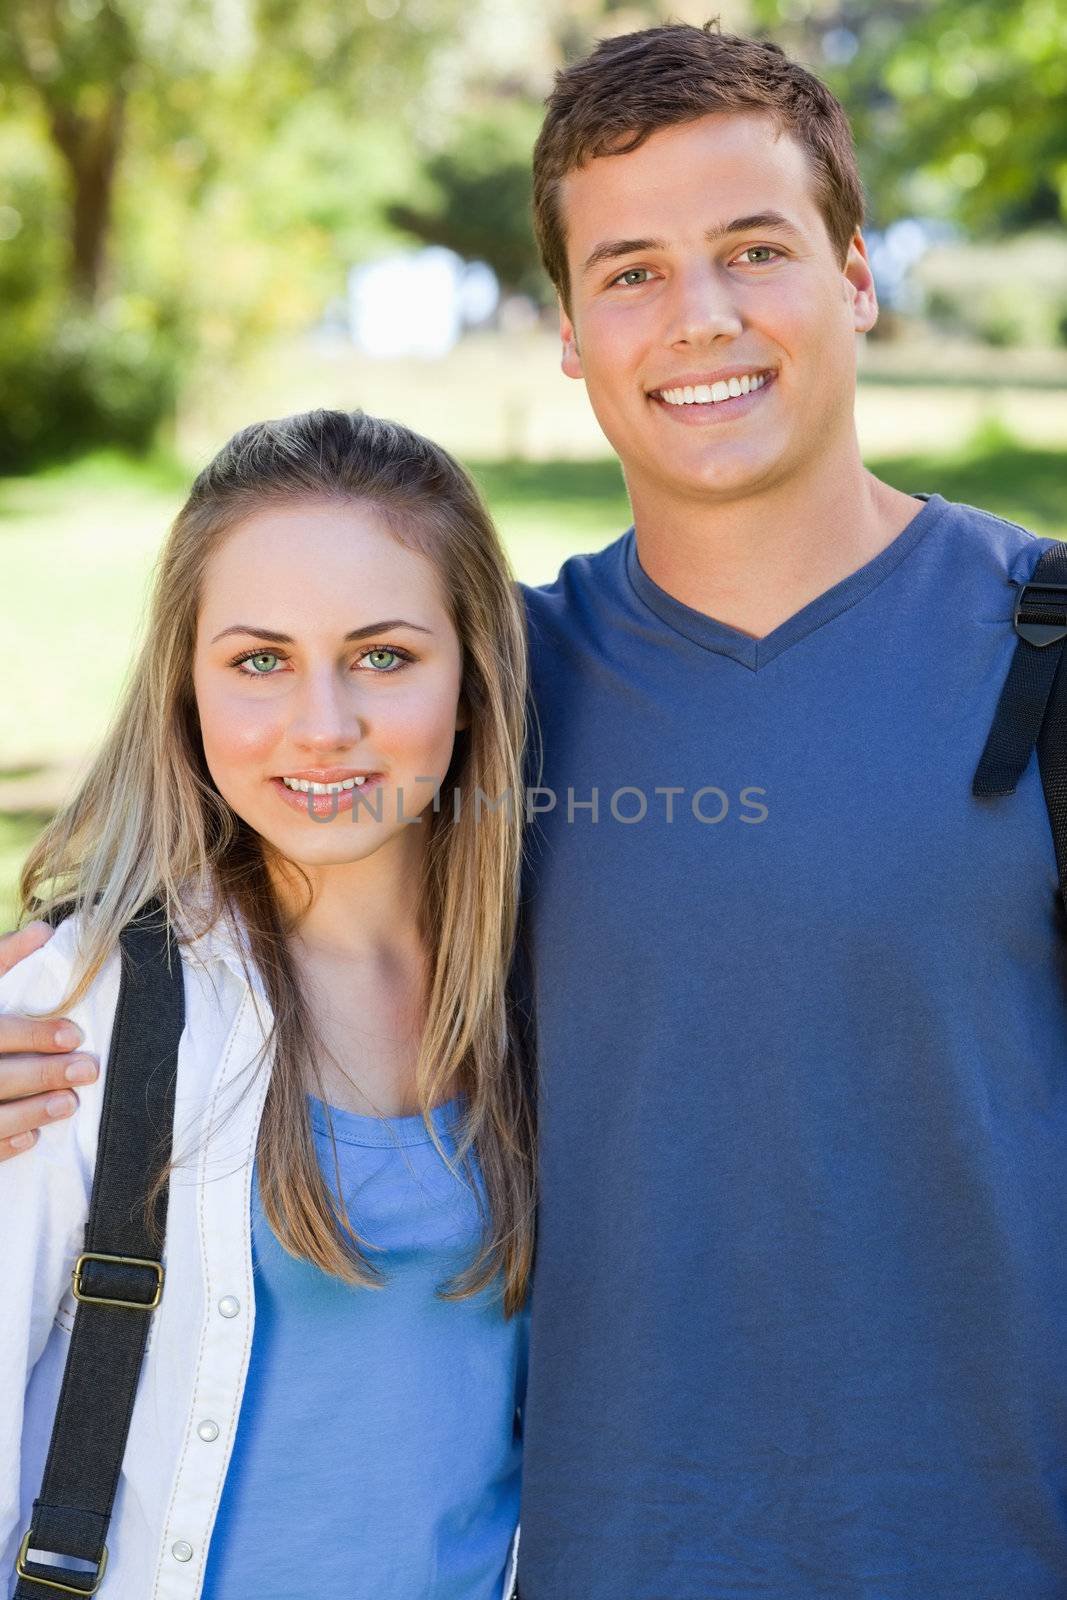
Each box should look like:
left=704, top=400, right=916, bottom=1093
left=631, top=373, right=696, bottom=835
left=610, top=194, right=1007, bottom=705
left=1, top=908, right=277, bottom=1599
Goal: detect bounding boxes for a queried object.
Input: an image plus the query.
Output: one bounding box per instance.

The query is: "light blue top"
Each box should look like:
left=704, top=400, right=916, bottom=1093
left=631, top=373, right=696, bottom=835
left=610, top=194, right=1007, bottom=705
left=200, top=1095, right=526, bottom=1599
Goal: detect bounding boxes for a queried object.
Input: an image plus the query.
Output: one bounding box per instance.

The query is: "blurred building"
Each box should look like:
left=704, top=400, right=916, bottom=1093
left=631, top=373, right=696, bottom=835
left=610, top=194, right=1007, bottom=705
left=346, top=248, right=499, bottom=358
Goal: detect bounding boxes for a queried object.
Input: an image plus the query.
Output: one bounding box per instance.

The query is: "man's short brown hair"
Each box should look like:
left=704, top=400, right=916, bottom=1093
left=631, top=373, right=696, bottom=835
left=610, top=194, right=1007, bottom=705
left=532, top=20, right=866, bottom=313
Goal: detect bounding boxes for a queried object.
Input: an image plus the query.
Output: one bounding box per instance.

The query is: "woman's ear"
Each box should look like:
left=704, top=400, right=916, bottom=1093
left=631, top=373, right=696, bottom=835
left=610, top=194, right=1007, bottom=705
left=455, top=697, right=471, bottom=732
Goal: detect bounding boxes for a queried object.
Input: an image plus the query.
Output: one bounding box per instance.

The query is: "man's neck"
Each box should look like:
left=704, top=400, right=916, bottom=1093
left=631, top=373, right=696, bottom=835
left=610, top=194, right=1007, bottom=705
left=629, top=444, right=923, bottom=642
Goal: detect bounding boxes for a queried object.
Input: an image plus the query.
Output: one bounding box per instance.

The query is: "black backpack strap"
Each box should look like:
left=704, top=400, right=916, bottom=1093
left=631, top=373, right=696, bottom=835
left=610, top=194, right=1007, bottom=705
left=973, top=542, right=1067, bottom=916
left=15, top=901, right=184, bottom=1599
left=1037, top=609, right=1067, bottom=922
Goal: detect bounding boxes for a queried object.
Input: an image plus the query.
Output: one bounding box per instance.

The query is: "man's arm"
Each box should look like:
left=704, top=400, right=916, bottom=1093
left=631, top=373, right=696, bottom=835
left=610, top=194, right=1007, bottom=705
left=0, top=923, right=98, bottom=1160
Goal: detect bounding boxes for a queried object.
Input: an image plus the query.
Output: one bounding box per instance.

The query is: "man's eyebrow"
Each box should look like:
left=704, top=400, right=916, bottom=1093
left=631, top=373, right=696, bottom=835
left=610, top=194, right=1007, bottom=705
left=705, top=210, right=804, bottom=243
left=580, top=211, right=804, bottom=277
left=210, top=620, right=433, bottom=645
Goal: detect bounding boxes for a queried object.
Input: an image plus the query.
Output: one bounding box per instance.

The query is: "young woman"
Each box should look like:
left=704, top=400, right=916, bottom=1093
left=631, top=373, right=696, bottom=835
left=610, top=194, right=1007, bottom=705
left=0, top=408, right=535, bottom=1599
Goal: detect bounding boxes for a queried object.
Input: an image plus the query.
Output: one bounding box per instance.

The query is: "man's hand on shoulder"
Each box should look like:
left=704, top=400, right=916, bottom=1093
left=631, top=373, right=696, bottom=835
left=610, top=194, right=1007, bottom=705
left=0, top=922, right=98, bottom=1161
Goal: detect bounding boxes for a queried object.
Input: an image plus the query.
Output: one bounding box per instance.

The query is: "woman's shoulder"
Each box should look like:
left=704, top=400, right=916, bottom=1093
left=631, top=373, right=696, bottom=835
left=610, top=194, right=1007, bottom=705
left=0, top=901, right=270, bottom=1114
left=0, top=901, right=258, bottom=1043
left=0, top=910, right=122, bottom=1024
left=0, top=915, right=125, bottom=1183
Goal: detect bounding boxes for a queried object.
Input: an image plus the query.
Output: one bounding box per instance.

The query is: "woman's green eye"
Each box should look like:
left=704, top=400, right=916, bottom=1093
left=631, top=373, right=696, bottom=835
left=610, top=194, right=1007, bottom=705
left=248, top=652, right=278, bottom=673
left=366, top=648, right=400, bottom=671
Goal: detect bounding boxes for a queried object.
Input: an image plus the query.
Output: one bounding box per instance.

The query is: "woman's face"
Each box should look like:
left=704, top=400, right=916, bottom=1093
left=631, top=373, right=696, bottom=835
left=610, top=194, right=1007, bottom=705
left=192, top=498, right=467, bottom=870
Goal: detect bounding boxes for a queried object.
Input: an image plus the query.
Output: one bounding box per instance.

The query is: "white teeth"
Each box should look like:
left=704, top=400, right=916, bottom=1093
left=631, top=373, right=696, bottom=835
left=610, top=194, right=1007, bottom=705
left=656, top=372, right=768, bottom=406
left=281, top=776, right=368, bottom=794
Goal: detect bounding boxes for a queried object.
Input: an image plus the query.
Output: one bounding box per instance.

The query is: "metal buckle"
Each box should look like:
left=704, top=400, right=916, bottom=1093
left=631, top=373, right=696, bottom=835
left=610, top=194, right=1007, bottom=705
left=72, top=1252, right=164, bottom=1311
left=16, top=1531, right=108, bottom=1595
left=1013, top=581, right=1067, bottom=648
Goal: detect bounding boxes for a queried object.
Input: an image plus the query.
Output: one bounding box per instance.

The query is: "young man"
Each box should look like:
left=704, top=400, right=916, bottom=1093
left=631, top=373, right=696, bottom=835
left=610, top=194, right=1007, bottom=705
left=3, top=22, right=1066, bottom=1598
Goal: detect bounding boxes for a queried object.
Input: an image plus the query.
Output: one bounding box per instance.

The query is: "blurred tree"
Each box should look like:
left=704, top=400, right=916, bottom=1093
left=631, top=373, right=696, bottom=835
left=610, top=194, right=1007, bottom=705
left=2, top=0, right=136, bottom=302
left=0, top=0, right=465, bottom=305
left=747, top=0, right=1067, bottom=236
left=0, top=0, right=463, bottom=466
left=380, top=0, right=744, bottom=300
left=384, top=102, right=545, bottom=296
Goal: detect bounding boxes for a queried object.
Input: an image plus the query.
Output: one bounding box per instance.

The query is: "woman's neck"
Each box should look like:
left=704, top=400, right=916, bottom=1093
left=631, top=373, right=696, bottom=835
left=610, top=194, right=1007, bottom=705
left=268, top=828, right=434, bottom=1117
left=269, top=823, right=426, bottom=965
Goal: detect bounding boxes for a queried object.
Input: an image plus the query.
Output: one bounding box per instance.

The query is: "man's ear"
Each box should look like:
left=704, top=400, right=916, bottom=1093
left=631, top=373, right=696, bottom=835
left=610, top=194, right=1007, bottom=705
left=560, top=298, right=583, bottom=380
left=844, top=231, right=878, bottom=335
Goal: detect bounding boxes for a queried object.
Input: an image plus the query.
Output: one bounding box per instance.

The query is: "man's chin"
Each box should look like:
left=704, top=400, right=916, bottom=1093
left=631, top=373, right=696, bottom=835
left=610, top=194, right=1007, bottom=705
left=631, top=450, right=784, bottom=508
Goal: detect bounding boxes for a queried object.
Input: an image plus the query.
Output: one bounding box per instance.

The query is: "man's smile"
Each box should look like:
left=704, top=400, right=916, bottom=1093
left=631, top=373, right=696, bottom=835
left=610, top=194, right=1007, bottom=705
left=647, top=367, right=777, bottom=424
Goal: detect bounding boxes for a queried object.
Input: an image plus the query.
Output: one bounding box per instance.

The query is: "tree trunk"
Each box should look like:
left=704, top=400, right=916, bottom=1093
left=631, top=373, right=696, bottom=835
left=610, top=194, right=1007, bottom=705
left=48, top=91, right=125, bottom=304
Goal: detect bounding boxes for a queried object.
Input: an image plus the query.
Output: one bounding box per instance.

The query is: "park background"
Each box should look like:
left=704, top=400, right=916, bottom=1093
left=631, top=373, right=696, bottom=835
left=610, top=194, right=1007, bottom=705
left=1, top=0, right=1066, bottom=924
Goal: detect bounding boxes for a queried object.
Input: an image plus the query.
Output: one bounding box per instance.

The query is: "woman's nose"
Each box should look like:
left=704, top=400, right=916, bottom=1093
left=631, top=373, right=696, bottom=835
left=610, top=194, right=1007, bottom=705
left=289, top=670, right=365, bottom=750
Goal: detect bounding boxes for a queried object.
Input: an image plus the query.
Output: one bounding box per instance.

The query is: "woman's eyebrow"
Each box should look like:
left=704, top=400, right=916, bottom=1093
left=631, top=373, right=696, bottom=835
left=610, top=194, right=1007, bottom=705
left=210, top=620, right=433, bottom=645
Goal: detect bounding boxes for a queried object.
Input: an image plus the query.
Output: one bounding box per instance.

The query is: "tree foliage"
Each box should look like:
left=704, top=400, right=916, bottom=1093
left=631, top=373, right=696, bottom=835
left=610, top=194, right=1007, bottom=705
left=748, top=0, right=1067, bottom=234
left=1, top=0, right=1064, bottom=467
left=385, top=102, right=545, bottom=296
left=0, top=0, right=464, bottom=465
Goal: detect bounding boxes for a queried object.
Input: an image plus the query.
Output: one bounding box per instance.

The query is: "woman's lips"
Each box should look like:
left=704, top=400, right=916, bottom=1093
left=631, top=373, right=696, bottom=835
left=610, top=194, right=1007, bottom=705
left=269, top=774, right=384, bottom=819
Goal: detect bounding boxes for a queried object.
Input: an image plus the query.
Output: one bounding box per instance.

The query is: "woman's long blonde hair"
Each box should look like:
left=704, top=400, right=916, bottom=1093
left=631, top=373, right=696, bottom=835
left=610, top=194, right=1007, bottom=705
left=20, top=409, right=536, bottom=1315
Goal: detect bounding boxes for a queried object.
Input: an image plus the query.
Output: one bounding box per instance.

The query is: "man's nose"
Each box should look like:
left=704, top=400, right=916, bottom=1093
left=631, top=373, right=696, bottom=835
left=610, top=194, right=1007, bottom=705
left=664, top=261, right=744, bottom=348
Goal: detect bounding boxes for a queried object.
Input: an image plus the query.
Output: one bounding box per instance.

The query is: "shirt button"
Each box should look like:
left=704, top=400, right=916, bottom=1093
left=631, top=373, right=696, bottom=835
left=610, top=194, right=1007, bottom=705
left=217, top=1296, right=240, bottom=1318
left=197, top=1419, right=220, bottom=1442
left=171, top=1541, right=193, bottom=1563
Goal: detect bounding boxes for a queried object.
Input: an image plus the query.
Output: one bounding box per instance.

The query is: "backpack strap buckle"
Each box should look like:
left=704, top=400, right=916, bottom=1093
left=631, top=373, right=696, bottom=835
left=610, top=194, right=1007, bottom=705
left=72, top=1252, right=164, bottom=1312
left=974, top=549, right=1067, bottom=799
left=16, top=1532, right=108, bottom=1596
left=1012, top=580, right=1067, bottom=647
left=973, top=543, right=1067, bottom=921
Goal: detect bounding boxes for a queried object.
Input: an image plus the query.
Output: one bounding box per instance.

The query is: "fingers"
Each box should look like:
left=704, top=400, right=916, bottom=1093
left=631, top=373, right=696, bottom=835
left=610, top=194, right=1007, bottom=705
left=0, top=920, right=53, bottom=978
left=0, top=1080, right=93, bottom=1160
left=0, top=1009, right=86, bottom=1058
left=0, top=1130, right=40, bottom=1159
left=0, top=923, right=95, bottom=1164
left=0, top=1049, right=98, bottom=1103
left=0, top=1045, right=97, bottom=1159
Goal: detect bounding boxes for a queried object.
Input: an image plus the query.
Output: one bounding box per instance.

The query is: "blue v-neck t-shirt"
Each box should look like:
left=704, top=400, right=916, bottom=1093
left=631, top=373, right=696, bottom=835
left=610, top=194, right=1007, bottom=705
left=516, top=494, right=1067, bottom=1598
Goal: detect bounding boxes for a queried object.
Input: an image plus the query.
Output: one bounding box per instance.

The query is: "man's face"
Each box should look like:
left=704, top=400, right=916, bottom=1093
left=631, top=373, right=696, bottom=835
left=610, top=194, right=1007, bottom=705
left=557, top=111, right=877, bottom=512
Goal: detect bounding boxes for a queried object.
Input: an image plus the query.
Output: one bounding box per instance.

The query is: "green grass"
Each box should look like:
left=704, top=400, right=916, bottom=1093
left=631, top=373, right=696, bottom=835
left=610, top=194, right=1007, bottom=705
left=873, top=441, right=1067, bottom=533
left=0, top=813, right=50, bottom=930
left=0, top=457, right=184, bottom=770
left=0, top=421, right=1063, bottom=928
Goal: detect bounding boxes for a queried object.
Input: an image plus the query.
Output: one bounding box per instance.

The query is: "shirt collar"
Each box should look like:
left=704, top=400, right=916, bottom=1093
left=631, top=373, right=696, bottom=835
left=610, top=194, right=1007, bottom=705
left=171, top=883, right=269, bottom=1005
